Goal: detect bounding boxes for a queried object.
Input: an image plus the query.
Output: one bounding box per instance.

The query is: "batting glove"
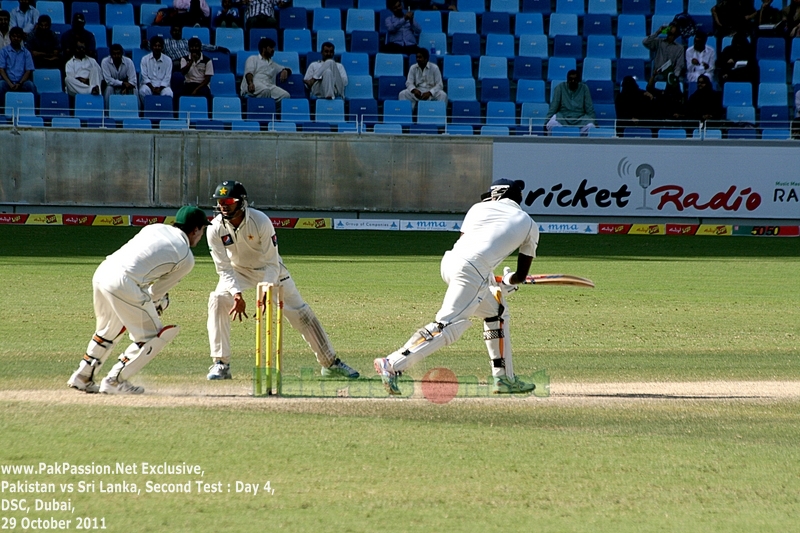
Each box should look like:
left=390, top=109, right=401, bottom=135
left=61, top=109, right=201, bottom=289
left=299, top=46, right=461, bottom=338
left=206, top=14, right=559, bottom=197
left=499, top=267, right=518, bottom=295
left=155, top=293, right=170, bottom=316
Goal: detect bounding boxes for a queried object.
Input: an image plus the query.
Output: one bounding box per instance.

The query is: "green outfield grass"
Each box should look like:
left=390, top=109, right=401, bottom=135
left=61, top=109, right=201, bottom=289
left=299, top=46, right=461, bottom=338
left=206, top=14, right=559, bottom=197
left=0, top=226, right=798, bottom=532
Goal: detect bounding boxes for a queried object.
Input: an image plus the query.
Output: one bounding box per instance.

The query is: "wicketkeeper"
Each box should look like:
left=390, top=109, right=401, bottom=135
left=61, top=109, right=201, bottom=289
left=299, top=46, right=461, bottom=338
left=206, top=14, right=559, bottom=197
left=206, top=180, right=360, bottom=380
left=374, top=179, right=539, bottom=395
left=67, top=206, right=211, bottom=394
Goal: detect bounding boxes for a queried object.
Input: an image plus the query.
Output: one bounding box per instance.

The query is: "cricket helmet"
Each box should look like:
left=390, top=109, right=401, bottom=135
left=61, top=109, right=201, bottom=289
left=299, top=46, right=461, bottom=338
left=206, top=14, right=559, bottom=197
left=482, top=178, right=525, bottom=203
left=213, top=180, right=247, bottom=202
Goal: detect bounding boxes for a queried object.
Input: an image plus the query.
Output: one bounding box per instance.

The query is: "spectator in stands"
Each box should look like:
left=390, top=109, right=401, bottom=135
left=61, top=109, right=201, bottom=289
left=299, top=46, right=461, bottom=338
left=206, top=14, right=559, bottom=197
left=213, top=0, right=243, bottom=28
left=25, top=15, right=60, bottom=70
left=244, top=0, right=289, bottom=31
left=61, top=13, right=97, bottom=63
left=685, top=31, right=715, bottom=84
left=793, top=87, right=800, bottom=138
left=686, top=74, right=724, bottom=125
left=0, top=27, right=35, bottom=111
left=647, top=72, right=687, bottom=126
left=155, top=25, right=224, bottom=70
left=65, top=38, right=101, bottom=96
left=643, top=23, right=685, bottom=80
left=398, top=48, right=446, bottom=108
left=9, top=0, right=38, bottom=38
left=178, top=37, right=214, bottom=101
left=173, top=0, right=211, bottom=28
left=139, top=36, right=174, bottom=105
left=545, top=70, right=595, bottom=135
left=0, top=10, right=11, bottom=49
left=240, top=37, right=290, bottom=101
left=615, top=76, right=654, bottom=133
left=717, top=32, right=758, bottom=86
left=384, top=0, right=422, bottom=55
left=754, top=0, right=783, bottom=36
left=101, top=44, right=138, bottom=107
left=782, top=0, right=800, bottom=37
left=712, top=0, right=756, bottom=37
left=304, top=42, right=347, bottom=99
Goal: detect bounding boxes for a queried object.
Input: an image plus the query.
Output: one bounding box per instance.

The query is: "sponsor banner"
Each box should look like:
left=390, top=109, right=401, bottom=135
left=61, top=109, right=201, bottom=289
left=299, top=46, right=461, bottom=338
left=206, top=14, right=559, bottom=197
left=0, top=214, right=30, bottom=224
left=132, top=215, right=167, bottom=226
left=598, top=223, right=632, bottom=234
left=400, top=220, right=463, bottom=232
left=697, top=224, right=733, bottom=236
left=64, top=214, right=96, bottom=226
left=629, top=224, right=665, bottom=235
left=538, top=222, right=598, bottom=234
left=25, top=214, right=62, bottom=225
left=666, top=224, right=699, bottom=235
left=334, top=219, right=400, bottom=231
left=494, top=142, right=800, bottom=219
left=732, top=225, right=800, bottom=237
left=272, top=218, right=331, bottom=229
left=92, top=215, right=130, bottom=226
left=272, top=217, right=299, bottom=228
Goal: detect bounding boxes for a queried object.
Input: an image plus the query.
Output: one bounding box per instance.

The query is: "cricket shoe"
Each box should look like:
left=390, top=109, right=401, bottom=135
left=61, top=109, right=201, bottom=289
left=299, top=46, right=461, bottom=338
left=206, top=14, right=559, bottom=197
left=492, top=375, right=535, bottom=395
left=207, top=362, right=231, bottom=380
left=320, top=358, right=360, bottom=379
left=67, top=371, right=99, bottom=394
left=373, top=358, right=401, bottom=396
left=99, top=377, right=144, bottom=395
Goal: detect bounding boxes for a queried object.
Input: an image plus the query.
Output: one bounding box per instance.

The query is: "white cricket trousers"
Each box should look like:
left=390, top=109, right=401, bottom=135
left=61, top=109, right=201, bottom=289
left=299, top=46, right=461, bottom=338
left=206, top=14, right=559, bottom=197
left=92, top=261, right=162, bottom=345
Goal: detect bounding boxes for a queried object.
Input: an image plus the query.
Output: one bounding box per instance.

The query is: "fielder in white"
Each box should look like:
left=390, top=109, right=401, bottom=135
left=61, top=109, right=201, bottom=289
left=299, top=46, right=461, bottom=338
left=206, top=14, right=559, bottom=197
left=206, top=180, right=360, bottom=380
left=374, top=179, right=538, bottom=395
left=67, top=206, right=211, bottom=395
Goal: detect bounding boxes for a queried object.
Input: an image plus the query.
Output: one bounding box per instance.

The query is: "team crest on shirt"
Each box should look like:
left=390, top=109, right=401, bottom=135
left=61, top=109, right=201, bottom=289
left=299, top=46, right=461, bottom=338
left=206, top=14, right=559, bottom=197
left=271, top=234, right=278, bottom=247
left=221, top=234, right=234, bottom=246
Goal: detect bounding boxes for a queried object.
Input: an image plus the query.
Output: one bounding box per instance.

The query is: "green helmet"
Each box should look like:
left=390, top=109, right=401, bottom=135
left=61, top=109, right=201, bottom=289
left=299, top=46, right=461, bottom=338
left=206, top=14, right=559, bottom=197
left=212, top=181, right=247, bottom=201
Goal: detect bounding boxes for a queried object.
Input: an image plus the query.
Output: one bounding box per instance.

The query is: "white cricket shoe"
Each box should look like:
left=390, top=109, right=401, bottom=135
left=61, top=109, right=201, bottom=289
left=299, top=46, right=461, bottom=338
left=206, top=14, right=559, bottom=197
left=320, top=358, right=360, bottom=379
left=67, top=371, right=99, bottom=393
left=207, top=362, right=231, bottom=380
left=99, top=377, right=144, bottom=395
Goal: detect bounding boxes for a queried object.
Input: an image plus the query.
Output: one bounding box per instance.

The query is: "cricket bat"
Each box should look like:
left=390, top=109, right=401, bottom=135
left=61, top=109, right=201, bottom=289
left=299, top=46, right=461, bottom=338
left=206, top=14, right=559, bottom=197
left=494, top=274, right=595, bottom=288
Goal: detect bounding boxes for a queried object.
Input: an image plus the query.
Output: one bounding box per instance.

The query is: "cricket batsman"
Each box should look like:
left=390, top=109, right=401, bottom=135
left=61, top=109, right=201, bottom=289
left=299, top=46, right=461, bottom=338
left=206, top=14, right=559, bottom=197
left=205, top=180, right=360, bottom=380
left=67, top=206, right=211, bottom=394
left=374, top=179, right=539, bottom=395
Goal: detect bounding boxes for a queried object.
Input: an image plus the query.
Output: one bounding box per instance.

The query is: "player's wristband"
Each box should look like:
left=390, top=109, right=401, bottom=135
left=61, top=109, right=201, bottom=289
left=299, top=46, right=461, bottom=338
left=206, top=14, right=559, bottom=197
left=502, top=271, right=516, bottom=285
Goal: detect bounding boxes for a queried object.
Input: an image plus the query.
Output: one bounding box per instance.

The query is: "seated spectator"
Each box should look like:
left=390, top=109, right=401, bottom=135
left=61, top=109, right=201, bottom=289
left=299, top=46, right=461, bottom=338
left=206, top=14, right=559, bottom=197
left=615, top=76, right=654, bottom=132
left=782, top=0, right=800, bottom=37
left=754, top=0, right=784, bottom=36
left=138, top=36, right=174, bottom=105
left=712, top=0, right=756, bottom=37
left=173, top=0, right=211, bottom=28
left=61, top=13, right=96, bottom=63
left=157, top=25, right=225, bottom=70
left=304, top=42, right=347, bottom=99
left=643, top=23, right=685, bottom=81
left=0, top=10, right=11, bottom=49
left=686, top=74, right=724, bottom=125
left=213, top=0, right=243, bottom=28
left=65, top=38, right=101, bottom=96
left=178, top=37, right=214, bottom=100
left=0, top=27, right=36, bottom=111
left=430, top=0, right=457, bottom=10
left=398, top=48, right=446, bottom=108
left=546, top=70, right=595, bottom=134
left=384, top=0, right=422, bottom=55
left=245, top=0, right=289, bottom=31
left=685, top=31, right=715, bottom=84
left=101, top=44, right=138, bottom=107
left=717, top=33, right=758, bottom=86
left=9, top=0, right=38, bottom=38
left=240, top=37, right=290, bottom=101
left=25, top=14, right=60, bottom=70
left=647, top=72, right=687, bottom=126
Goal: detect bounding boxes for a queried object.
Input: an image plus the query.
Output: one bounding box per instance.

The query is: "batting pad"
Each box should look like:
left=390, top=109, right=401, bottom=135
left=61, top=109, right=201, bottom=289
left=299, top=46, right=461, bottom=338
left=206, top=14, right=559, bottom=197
left=114, top=325, right=180, bottom=382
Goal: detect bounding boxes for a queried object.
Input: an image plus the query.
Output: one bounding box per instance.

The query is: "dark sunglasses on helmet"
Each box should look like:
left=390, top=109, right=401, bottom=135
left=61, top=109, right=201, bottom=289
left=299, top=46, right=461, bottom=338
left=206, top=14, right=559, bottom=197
left=217, top=198, right=238, bottom=206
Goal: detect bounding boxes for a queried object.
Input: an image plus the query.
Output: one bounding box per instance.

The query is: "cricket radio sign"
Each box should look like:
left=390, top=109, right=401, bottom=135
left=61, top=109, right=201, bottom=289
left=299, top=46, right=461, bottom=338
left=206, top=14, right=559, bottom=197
left=493, top=141, right=799, bottom=219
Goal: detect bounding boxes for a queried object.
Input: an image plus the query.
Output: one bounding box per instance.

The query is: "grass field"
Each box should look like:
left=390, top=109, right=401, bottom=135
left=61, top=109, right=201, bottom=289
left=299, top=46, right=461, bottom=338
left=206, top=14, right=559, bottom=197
left=0, top=226, right=798, bottom=532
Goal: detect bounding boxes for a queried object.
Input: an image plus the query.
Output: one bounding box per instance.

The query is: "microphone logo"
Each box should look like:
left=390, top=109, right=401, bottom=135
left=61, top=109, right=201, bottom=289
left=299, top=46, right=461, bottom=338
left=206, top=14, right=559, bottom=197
left=618, top=158, right=655, bottom=210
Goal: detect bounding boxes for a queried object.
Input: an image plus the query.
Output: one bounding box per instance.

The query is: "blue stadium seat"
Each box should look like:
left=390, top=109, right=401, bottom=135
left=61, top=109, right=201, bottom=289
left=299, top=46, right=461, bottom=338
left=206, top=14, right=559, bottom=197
left=341, top=52, right=370, bottom=75
left=325, top=0, right=354, bottom=10
left=17, top=115, right=44, bottom=127
left=517, top=34, right=548, bottom=58
left=515, top=79, right=546, bottom=103
left=649, top=14, right=674, bottom=34
left=38, top=92, right=69, bottom=120
left=416, top=100, right=447, bottom=125
left=139, top=3, right=161, bottom=26
left=451, top=32, right=481, bottom=58
left=791, top=39, right=800, bottom=62
left=122, top=118, right=152, bottom=129
left=687, top=0, right=713, bottom=15
left=654, top=0, right=683, bottom=16
left=4, top=92, right=34, bottom=118
left=179, top=97, right=209, bottom=121
left=348, top=98, right=378, bottom=124
left=372, top=123, right=402, bottom=134
left=33, top=69, right=63, bottom=93
left=594, top=103, right=616, bottom=124
left=512, top=56, right=542, bottom=80
left=231, top=120, right=261, bottom=131
left=358, top=0, right=384, bottom=9
left=294, top=0, right=322, bottom=9
left=72, top=2, right=101, bottom=24
left=443, top=55, right=473, bottom=79
left=37, top=1, right=64, bottom=23
left=757, top=38, right=785, bottom=60
left=616, top=14, right=646, bottom=37
left=341, top=74, right=372, bottom=99
left=623, top=127, right=652, bottom=137
left=268, top=121, right=297, bottom=131
left=760, top=128, right=791, bottom=139
left=586, top=79, right=615, bottom=102
left=277, top=74, right=307, bottom=98
left=382, top=100, right=412, bottom=124
left=447, top=12, right=477, bottom=35
left=693, top=128, right=722, bottom=139
left=212, top=97, right=243, bottom=121
left=194, top=119, right=226, bottom=131
left=273, top=51, right=301, bottom=72
left=374, top=53, right=404, bottom=77
left=759, top=60, right=787, bottom=83
left=616, top=58, right=645, bottom=83
left=457, top=0, right=486, bottom=14
left=313, top=7, right=341, bottom=31
left=514, top=12, right=544, bottom=36
left=246, top=98, right=277, bottom=122
left=111, top=25, right=140, bottom=50
left=480, top=78, right=510, bottom=102
left=478, top=56, right=507, bottom=79
left=486, top=101, right=516, bottom=126
left=588, top=0, right=617, bottom=15
left=548, top=13, right=578, bottom=37
left=480, top=125, right=510, bottom=135
left=522, top=0, right=551, bottom=13
left=377, top=75, right=404, bottom=101
left=491, top=0, right=520, bottom=13
left=315, top=98, right=345, bottom=122
left=51, top=117, right=82, bottom=128
left=793, top=61, right=800, bottom=85
left=726, top=105, right=756, bottom=124
left=519, top=102, right=549, bottom=129
left=723, top=82, right=753, bottom=107
left=417, top=10, right=442, bottom=33
left=657, top=128, right=687, bottom=138
left=586, top=34, right=616, bottom=59
left=283, top=29, right=313, bottom=53
left=485, top=33, right=516, bottom=58
left=582, top=58, right=612, bottom=81
left=281, top=98, right=311, bottom=122
left=757, top=83, right=788, bottom=107
left=107, top=94, right=140, bottom=120
left=215, top=27, right=245, bottom=53
left=279, top=7, right=308, bottom=29
left=86, top=24, right=107, bottom=48
left=553, top=35, right=583, bottom=58
left=248, top=29, right=278, bottom=51
left=74, top=94, right=104, bottom=121
left=349, top=30, right=379, bottom=54
left=143, top=95, right=174, bottom=120
left=450, top=100, right=482, bottom=124
left=547, top=57, right=576, bottom=81
left=183, top=26, right=211, bottom=42
left=551, top=126, right=581, bottom=137
left=146, top=25, right=169, bottom=42
left=481, top=12, right=510, bottom=36
left=620, top=36, right=650, bottom=59
left=583, top=14, right=612, bottom=35
left=447, top=77, right=477, bottom=101
left=317, top=29, right=346, bottom=51
left=206, top=51, right=231, bottom=74
left=445, top=124, right=474, bottom=135
left=105, top=3, right=134, bottom=26
left=418, top=32, right=447, bottom=56
left=346, top=8, right=375, bottom=33
left=726, top=127, right=758, bottom=138
left=210, top=73, right=237, bottom=96
left=758, top=105, right=789, bottom=128
left=588, top=127, right=616, bottom=137
left=556, top=0, right=585, bottom=15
